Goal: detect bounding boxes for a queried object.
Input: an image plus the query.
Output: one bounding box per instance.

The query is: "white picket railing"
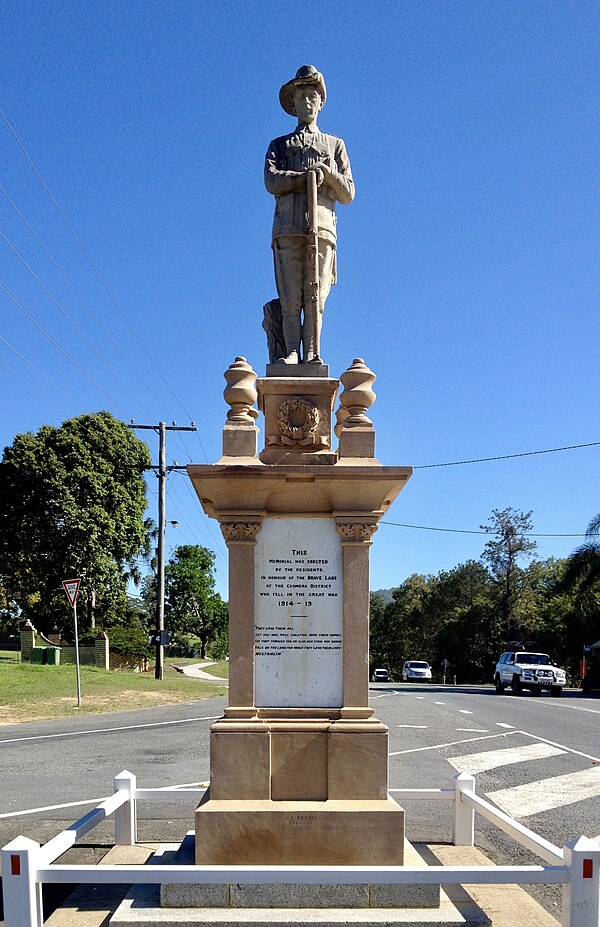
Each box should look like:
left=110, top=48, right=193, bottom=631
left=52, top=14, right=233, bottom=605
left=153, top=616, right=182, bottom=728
left=2, top=770, right=599, bottom=927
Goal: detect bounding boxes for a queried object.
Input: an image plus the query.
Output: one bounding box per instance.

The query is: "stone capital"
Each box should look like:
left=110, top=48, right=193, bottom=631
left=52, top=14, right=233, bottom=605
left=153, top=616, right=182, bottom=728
left=220, top=518, right=263, bottom=544
left=335, top=516, right=379, bottom=544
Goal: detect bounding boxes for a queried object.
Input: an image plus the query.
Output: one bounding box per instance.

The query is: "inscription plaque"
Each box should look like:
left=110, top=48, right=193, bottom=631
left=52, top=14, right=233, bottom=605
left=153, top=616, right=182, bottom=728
left=254, top=517, right=343, bottom=707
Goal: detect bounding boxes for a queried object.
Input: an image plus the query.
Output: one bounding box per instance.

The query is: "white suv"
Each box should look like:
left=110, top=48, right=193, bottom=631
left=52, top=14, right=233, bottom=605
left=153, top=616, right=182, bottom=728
left=494, top=650, right=565, bottom=697
left=402, top=660, right=432, bottom=682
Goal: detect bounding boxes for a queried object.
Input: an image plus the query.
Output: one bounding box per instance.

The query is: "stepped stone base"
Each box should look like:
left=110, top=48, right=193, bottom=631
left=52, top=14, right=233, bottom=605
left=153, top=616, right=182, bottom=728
left=111, top=888, right=487, bottom=927
left=161, top=835, right=438, bottom=909
left=109, top=840, right=492, bottom=927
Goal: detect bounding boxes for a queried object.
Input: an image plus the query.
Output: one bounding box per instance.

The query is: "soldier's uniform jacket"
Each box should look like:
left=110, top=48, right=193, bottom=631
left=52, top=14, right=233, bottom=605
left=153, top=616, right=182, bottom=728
left=265, top=124, right=354, bottom=245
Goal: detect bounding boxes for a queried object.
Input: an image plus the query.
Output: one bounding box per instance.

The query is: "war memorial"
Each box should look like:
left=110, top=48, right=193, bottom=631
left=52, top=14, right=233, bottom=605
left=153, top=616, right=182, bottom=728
left=6, top=64, right=594, bottom=927
left=185, top=63, right=412, bottom=872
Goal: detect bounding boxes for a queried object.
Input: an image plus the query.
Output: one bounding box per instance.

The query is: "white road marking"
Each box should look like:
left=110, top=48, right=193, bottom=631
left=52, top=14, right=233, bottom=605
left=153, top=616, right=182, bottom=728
left=521, top=731, right=600, bottom=764
left=456, top=728, right=488, bottom=733
left=415, top=696, right=425, bottom=700
left=489, top=767, right=600, bottom=818
left=0, top=797, right=105, bottom=819
left=0, top=715, right=221, bottom=745
left=533, top=701, right=600, bottom=716
left=397, top=724, right=429, bottom=729
left=434, top=701, right=446, bottom=705
left=447, top=742, right=564, bottom=775
left=0, top=780, right=208, bottom=820
left=495, top=722, right=514, bottom=729
left=390, top=731, right=514, bottom=757
left=458, top=709, right=473, bottom=714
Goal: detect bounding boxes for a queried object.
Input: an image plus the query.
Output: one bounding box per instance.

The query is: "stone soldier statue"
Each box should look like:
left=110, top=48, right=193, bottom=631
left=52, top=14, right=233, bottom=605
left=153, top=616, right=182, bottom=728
left=264, top=65, right=355, bottom=364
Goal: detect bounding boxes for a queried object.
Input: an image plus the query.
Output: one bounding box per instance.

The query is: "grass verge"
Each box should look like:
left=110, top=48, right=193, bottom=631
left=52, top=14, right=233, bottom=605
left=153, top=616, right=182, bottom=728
left=0, top=660, right=227, bottom=725
left=202, top=660, right=229, bottom=678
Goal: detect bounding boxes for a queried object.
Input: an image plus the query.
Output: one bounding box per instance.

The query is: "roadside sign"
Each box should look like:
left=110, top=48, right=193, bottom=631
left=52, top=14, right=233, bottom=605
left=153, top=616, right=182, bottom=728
left=62, top=578, right=81, bottom=608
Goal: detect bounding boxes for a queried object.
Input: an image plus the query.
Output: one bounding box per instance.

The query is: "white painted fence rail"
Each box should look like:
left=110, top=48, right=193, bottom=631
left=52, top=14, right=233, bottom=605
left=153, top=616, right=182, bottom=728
left=2, top=770, right=599, bottom=927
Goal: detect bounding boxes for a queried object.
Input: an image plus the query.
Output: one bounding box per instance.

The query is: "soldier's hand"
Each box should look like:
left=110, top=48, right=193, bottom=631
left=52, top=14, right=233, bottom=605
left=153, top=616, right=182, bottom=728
left=314, top=167, right=325, bottom=187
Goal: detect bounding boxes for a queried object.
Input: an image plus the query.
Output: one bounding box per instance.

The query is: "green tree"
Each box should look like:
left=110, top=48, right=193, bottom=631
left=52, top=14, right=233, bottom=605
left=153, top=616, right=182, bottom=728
left=164, top=545, right=227, bottom=658
left=480, top=507, right=537, bottom=641
left=561, top=513, right=600, bottom=595
left=429, top=561, right=496, bottom=682
left=371, top=574, right=434, bottom=679
left=0, top=411, right=152, bottom=634
left=556, top=515, right=600, bottom=674
left=369, top=590, right=394, bottom=674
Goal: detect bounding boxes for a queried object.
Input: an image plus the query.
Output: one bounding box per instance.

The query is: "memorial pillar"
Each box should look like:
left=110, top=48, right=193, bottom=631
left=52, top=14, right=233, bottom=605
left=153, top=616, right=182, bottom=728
left=336, top=516, right=378, bottom=713
left=220, top=517, right=262, bottom=712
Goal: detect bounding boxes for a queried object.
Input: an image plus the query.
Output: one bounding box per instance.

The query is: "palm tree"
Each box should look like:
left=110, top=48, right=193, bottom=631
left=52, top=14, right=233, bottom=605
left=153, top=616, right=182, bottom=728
left=562, top=513, right=600, bottom=593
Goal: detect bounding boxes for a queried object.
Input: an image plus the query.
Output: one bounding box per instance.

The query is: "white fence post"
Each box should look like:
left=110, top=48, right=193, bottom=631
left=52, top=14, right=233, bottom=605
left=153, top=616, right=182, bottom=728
left=1, top=836, right=43, bottom=927
left=114, top=769, right=137, bottom=845
left=562, top=836, right=600, bottom=927
left=452, top=771, right=475, bottom=846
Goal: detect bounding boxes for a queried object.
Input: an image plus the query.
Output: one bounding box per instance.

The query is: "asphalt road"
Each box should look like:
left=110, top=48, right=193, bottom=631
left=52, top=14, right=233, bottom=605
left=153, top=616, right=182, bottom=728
left=375, top=682, right=600, bottom=917
left=1, top=684, right=599, bottom=921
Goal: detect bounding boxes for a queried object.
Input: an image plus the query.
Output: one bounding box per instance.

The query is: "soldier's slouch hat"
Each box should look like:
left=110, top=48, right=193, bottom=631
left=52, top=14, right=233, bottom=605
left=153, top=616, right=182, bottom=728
left=279, top=65, right=326, bottom=115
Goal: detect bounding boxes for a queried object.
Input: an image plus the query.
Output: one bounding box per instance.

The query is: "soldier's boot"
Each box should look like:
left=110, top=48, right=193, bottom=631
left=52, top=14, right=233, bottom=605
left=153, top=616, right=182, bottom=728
left=279, top=315, right=300, bottom=364
left=304, top=311, right=323, bottom=364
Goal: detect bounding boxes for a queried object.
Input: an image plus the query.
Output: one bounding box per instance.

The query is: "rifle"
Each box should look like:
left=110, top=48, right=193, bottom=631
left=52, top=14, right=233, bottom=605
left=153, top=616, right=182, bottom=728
left=306, top=169, right=320, bottom=361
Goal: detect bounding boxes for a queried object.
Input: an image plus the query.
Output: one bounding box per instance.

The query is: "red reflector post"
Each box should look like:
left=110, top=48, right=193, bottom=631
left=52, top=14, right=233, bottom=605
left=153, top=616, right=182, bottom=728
left=583, top=858, right=593, bottom=879
left=10, top=854, right=21, bottom=876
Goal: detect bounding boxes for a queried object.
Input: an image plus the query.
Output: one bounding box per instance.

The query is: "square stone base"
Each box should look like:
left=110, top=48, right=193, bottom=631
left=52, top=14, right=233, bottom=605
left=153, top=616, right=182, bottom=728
left=195, top=798, right=405, bottom=866
left=208, top=720, right=391, bottom=802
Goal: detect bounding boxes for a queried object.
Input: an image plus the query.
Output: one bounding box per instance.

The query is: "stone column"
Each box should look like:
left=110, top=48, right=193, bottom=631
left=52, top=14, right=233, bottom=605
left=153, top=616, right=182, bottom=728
left=220, top=517, right=263, bottom=713
left=95, top=632, right=109, bottom=670
left=20, top=621, right=35, bottom=662
left=336, top=516, right=378, bottom=712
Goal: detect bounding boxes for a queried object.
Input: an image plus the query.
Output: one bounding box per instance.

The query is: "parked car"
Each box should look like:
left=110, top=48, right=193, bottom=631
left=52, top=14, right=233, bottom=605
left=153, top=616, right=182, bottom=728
left=494, top=649, right=565, bottom=696
left=371, top=668, right=389, bottom=682
left=402, top=660, right=432, bottom=682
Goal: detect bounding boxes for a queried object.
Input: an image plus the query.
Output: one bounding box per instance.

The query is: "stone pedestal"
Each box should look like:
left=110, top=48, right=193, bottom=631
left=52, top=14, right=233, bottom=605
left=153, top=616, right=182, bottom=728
left=188, top=357, right=412, bottom=868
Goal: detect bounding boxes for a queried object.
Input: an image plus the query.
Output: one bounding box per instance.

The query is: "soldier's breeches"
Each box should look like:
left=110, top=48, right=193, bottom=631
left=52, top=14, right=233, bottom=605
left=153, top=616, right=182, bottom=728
left=273, top=237, right=335, bottom=317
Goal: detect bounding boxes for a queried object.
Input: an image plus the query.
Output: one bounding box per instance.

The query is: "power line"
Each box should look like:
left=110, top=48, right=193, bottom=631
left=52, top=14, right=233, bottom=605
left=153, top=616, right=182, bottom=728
left=0, top=230, right=154, bottom=416
left=0, top=182, right=193, bottom=423
left=380, top=521, right=586, bottom=537
left=0, top=333, right=85, bottom=410
left=0, top=358, right=69, bottom=410
left=0, top=280, right=128, bottom=414
left=414, top=440, right=600, bottom=469
left=1, top=109, right=208, bottom=460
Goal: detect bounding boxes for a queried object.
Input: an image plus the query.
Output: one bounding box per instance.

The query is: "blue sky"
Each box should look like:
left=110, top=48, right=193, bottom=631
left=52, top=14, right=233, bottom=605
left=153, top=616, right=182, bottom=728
left=1, top=1, right=599, bottom=600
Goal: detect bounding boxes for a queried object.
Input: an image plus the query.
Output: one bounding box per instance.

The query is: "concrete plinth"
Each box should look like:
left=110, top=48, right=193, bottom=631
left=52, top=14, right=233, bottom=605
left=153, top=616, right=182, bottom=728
left=162, top=834, right=437, bottom=909
left=111, top=890, right=489, bottom=927
left=195, top=798, right=405, bottom=866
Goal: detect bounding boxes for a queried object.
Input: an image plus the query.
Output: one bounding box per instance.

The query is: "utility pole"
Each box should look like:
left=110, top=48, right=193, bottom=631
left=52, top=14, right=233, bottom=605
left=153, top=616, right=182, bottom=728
left=129, top=420, right=197, bottom=679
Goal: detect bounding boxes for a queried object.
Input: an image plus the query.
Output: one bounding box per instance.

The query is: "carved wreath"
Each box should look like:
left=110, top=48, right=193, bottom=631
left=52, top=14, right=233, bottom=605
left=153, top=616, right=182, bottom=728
left=276, top=397, right=319, bottom=442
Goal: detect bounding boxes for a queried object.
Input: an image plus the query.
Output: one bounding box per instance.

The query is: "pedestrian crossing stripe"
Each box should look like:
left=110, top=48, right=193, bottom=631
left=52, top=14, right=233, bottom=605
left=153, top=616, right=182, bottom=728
left=489, top=766, right=600, bottom=818
left=447, top=742, right=565, bottom=775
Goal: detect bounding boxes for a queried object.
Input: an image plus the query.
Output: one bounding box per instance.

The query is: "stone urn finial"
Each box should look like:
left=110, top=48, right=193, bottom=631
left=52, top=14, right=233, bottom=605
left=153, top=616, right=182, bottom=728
left=335, top=358, right=376, bottom=438
left=223, top=357, right=259, bottom=424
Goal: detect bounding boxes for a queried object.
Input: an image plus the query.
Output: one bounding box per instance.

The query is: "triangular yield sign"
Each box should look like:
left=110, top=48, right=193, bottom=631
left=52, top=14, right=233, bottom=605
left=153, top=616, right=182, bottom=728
left=62, top=578, right=81, bottom=607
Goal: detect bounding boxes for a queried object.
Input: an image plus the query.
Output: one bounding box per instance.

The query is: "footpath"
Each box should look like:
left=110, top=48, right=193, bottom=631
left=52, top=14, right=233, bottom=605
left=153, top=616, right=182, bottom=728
left=170, top=661, right=229, bottom=685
